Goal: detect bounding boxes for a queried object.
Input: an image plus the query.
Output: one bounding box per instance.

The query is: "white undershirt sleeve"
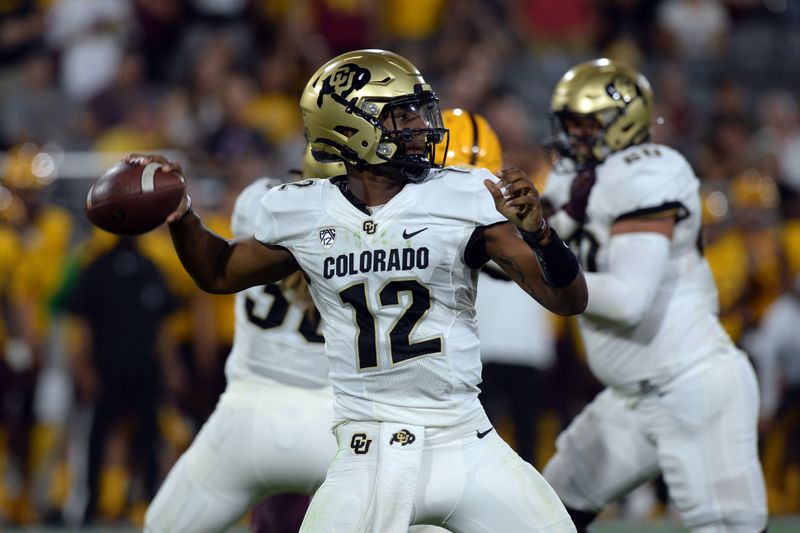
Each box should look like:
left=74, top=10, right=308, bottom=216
left=583, top=232, right=670, bottom=326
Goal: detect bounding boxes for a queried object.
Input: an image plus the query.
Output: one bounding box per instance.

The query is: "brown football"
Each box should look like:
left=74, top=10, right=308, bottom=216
left=85, top=161, right=185, bottom=235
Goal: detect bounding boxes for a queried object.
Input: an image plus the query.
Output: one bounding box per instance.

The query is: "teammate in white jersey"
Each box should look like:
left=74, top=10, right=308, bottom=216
left=131, top=49, right=586, bottom=532
left=143, top=153, right=341, bottom=533
left=539, top=59, right=767, bottom=533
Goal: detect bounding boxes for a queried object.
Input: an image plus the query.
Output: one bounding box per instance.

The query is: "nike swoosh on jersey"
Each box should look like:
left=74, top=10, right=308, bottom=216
left=476, top=427, right=494, bottom=439
left=403, top=227, right=428, bottom=239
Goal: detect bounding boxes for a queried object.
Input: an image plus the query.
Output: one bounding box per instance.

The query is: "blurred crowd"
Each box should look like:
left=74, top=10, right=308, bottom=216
left=0, top=0, right=799, bottom=528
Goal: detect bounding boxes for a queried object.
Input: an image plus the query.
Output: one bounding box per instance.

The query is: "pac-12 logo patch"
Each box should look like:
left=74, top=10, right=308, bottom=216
left=319, top=228, right=336, bottom=249
left=350, top=433, right=372, bottom=455
left=389, top=429, right=416, bottom=446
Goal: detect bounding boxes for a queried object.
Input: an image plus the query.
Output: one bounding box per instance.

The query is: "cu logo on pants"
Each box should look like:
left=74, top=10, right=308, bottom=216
left=350, top=433, right=372, bottom=455
left=389, top=429, right=416, bottom=446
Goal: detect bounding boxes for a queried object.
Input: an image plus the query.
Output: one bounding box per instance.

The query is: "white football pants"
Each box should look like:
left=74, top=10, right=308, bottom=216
left=144, top=379, right=449, bottom=533
left=300, top=409, right=576, bottom=533
left=144, top=379, right=337, bottom=533
left=544, top=351, right=767, bottom=532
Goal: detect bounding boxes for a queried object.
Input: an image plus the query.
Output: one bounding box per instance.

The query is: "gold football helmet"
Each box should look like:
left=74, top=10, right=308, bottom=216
left=288, top=145, right=346, bottom=180
left=300, top=49, right=446, bottom=182
left=302, top=145, right=345, bottom=179
left=436, top=108, right=503, bottom=174
left=550, top=58, right=653, bottom=169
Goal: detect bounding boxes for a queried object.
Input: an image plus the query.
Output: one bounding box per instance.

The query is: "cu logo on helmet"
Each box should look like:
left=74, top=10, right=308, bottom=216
left=317, top=63, right=371, bottom=108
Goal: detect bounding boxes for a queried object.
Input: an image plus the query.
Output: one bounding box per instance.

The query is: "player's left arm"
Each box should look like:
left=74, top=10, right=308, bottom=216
left=581, top=216, right=674, bottom=326
left=482, top=167, right=587, bottom=316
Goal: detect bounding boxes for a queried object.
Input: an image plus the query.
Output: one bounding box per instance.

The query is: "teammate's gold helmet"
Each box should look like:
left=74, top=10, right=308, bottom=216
left=436, top=108, right=503, bottom=174
left=550, top=58, right=653, bottom=168
left=300, top=49, right=447, bottom=182
left=302, top=144, right=345, bottom=179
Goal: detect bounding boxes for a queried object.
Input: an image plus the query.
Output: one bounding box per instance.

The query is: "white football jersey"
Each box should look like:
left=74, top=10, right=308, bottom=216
left=476, top=266, right=555, bottom=369
left=225, top=178, right=329, bottom=388
left=544, top=143, right=734, bottom=390
left=255, top=168, right=507, bottom=426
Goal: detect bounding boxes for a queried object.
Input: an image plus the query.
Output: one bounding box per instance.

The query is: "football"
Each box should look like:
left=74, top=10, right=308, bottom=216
left=85, top=161, right=186, bottom=235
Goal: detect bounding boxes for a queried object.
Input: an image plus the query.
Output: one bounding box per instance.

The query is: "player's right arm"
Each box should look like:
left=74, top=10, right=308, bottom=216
left=483, top=167, right=587, bottom=316
left=169, top=210, right=298, bottom=294
left=127, top=155, right=299, bottom=295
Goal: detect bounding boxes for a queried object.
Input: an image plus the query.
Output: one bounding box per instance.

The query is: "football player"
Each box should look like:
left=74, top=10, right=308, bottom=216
left=144, top=147, right=453, bottom=533
left=1, top=144, right=75, bottom=524
left=540, top=59, right=768, bottom=533
left=134, top=49, right=586, bottom=532
left=142, top=150, right=341, bottom=533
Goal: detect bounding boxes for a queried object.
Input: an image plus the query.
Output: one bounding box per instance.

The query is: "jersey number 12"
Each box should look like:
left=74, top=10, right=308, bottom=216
left=339, top=279, right=442, bottom=370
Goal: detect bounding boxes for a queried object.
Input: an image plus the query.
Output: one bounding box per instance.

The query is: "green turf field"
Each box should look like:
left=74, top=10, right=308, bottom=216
left=592, top=515, right=800, bottom=532
left=3, top=516, right=799, bottom=532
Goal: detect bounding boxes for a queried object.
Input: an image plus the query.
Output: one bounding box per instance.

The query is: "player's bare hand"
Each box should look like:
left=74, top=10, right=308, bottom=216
left=484, top=166, right=543, bottom=233
left=124, top=153, right=183, bottom=175
left=123, top=153, right=191, bottom=222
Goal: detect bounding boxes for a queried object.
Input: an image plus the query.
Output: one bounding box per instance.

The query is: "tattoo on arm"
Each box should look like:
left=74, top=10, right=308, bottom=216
left=494, top=254, right=537, bottom=295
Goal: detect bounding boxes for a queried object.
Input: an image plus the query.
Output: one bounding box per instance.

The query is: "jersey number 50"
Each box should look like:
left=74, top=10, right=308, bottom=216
left=245, top=284, right=324, bottom=343
left=339, top=279, right=442, bottom=370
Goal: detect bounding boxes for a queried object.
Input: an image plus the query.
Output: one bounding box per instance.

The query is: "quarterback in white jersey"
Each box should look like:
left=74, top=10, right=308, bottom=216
left=144, top=177, right=336, bottom=533
left=133, top=49, right=587, bottom=532
left=540, top=59, right=767, bottom=533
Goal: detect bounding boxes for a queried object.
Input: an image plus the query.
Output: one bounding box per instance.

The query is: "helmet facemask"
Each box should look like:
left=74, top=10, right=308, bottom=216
left=372, top=90, right=448, bottom=182
left=549, top=112, right=606, bottom=172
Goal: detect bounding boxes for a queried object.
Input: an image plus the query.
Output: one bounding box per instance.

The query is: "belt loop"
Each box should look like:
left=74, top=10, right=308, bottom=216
left=638, top=379, right=664, bottom=396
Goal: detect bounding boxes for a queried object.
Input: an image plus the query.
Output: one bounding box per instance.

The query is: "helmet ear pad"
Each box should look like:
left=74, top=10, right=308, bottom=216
left=303, top=89, right=385, bottom=168
left=600, top=75, right=652, bottom=152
